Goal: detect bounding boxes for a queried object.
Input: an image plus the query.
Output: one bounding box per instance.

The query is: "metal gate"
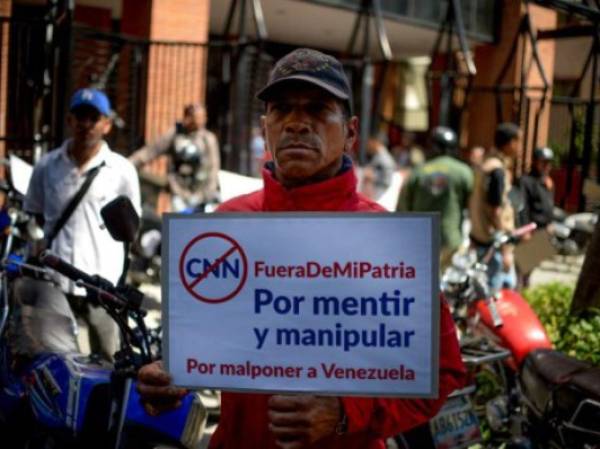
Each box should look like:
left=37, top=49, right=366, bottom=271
left=69, top=25, right=152, bottom=155
left=0, top=1, right=72, bottom=162
left=429, top=0, right=600, bottom=211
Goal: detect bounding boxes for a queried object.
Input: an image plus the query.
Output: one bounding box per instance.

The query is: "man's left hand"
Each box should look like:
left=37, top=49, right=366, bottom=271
left=268, top=394, right=342, bottom=448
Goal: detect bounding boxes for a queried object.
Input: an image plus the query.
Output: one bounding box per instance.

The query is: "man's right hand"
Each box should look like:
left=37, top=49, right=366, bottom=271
left=501, top=247, right=514, bottom=272
left=137, top=361, right=188, bottom=416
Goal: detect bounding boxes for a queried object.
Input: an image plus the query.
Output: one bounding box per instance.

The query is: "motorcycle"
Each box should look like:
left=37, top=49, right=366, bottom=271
left=129, top=197, right=222, bottom=420
left=0, top=191, right=206, bottom=449
left=434, top=223, right=600, bottom=449
left=550, top=208, right=597, bottom=256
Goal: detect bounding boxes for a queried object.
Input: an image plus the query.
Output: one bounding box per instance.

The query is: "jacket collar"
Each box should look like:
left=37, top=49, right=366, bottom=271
left=262, top=155, right=359, bottom=211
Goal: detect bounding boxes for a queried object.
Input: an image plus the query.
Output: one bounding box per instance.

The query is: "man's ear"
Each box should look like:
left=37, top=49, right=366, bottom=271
left=344, top=116, right=359, bottom=152
left=101, top=116, right=113, bottom=136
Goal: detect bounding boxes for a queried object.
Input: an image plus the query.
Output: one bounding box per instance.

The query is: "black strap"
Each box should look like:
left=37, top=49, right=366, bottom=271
left=46, top=162, right=105, bottom=247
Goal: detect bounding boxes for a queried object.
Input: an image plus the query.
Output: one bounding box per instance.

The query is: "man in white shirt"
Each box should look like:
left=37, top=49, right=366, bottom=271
left=18, top=88, right=141, bottom=361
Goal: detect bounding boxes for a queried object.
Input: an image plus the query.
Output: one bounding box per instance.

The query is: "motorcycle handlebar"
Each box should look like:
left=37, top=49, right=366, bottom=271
left=492, top=222, right=538, bottom=249
left=40, top=251, right=145, bottom=311
left=41, top=251, right=96, bottom=286
left=511, top=222, right=537, bottom=239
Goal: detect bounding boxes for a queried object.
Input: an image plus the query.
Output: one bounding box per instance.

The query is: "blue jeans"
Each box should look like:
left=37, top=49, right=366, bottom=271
left=475, top=246, right=517, bottom=291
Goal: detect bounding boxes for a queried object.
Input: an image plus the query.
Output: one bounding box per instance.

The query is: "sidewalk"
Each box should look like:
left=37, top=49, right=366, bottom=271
left=528, top=254, right=583, bottom=287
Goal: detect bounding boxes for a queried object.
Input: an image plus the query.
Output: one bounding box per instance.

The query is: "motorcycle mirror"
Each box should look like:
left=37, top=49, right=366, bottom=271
left=100, top=195, right=140, bottom=243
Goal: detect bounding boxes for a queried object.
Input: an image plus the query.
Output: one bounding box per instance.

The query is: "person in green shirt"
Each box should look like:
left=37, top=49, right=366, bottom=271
left=397, top=126, right=473, bottom=269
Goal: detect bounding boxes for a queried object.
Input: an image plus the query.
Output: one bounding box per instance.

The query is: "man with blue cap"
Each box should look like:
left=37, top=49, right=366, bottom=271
left=17, top=88, right=141, bottom=361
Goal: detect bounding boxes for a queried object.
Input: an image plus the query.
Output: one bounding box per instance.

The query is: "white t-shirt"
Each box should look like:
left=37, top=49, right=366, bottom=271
left=25, top=139, right=141, bottom=295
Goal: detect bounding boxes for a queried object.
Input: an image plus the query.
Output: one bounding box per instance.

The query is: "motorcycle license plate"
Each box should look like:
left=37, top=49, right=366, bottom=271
left=430, top=394, right=481, bottom=449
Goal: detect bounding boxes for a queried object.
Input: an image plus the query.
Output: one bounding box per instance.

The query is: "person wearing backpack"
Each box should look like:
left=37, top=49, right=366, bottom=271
left=129, top=103, right=220, bottom=212
left=469, top=122, right=520, bottom=290
left=17, top=88, right=141, bottom=361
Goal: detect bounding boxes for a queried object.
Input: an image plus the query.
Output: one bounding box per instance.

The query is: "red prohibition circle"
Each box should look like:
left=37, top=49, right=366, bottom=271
left=178, top=232, right=248, bottom=303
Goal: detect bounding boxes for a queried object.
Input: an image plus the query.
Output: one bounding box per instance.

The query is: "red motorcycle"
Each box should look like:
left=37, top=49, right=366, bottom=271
left=433, top=223, right=600, bottom=449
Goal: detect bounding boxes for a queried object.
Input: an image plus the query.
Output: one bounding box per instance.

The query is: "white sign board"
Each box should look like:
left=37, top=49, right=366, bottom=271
left=164, top=213, right=439, bottom=397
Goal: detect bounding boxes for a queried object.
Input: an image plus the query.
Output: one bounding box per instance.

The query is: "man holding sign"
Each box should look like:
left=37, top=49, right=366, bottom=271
left=138, top=48, right=465, bottom=449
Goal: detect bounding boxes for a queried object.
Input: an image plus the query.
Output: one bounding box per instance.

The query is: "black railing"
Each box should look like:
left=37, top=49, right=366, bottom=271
left=70, top=27, right=271, bottom=174
left=0, top=10, right=71, bottom=162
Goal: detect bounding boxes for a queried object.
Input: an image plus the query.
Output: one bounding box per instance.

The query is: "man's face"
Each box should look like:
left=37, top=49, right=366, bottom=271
left=183, top=108, right=207, bottom=132
left=506, top=133, right=522, bottom=159
left=535, top=158, right=552, bottom=176
left=68, top=105, right=112, bottom=150
left=262, top=84, right=357, bottom=187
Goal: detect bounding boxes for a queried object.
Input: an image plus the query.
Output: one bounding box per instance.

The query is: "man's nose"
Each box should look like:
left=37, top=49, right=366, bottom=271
left=77, top=118, right=95, bottom=129
left=284, top=109, right=310, bottom=134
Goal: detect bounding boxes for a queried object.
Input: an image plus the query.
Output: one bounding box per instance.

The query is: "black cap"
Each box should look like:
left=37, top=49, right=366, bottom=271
left=431, top=126, right=457, bottom=153
left=533, top=147, right=554, bottom=161
left=257, top=48, right=352, bottom=113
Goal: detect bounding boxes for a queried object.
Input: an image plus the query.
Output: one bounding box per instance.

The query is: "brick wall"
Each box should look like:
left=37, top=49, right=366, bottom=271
left=145, top=0, right=209, bottom=140
left=121, top=0, right=210, bottom=212
left=466, top=0, right=523, bottom=151
left=465, top=1, right=557, bottom=173
left=0, top=0, right=11, bottom=168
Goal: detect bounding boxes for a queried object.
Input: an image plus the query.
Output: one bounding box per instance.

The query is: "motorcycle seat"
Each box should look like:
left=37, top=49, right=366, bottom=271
left=520, top=349, right=600, bottom=419
left=568, top=365, right=600, bottom=400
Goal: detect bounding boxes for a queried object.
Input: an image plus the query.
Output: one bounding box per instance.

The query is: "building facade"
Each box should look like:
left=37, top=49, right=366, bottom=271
left=2, top=0, right=598, bottom=210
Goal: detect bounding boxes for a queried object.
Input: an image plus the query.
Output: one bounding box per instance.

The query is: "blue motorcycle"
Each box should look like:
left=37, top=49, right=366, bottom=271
left=0, top=189, right=206, bottom=449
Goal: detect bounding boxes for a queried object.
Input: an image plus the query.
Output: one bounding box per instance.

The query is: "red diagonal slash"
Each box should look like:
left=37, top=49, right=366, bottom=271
left=188, top=245, right=238, bottom=289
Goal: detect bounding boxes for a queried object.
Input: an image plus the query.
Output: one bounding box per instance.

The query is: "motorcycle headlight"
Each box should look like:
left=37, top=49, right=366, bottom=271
left=442, top=267, right=469, bottom=297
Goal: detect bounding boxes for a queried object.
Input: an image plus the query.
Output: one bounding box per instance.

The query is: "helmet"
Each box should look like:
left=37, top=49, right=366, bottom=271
left=533, top=146, right=554, bottom=161
left=431, top=126, right=457, bottom=153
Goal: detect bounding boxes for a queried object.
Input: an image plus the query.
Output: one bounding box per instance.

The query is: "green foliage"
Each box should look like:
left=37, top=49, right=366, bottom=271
left=523, top=282, right=600, bottom=364
left=547, top=107, right=600, bottom=166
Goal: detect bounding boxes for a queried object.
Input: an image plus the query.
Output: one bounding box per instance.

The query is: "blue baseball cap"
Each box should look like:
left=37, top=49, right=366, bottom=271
left=70, top=88, right=111, bottom=116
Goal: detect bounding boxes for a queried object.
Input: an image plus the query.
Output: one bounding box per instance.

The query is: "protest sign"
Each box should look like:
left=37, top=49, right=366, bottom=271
left=164, top=213, right=439, bottom=397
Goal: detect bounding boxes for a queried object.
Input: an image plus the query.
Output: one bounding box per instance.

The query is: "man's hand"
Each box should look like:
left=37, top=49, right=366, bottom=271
left=136, top=361, right=188, bottom=416
left=267, top=394, right=342, bottom=449
left=501, top=247, right=514, bottom=272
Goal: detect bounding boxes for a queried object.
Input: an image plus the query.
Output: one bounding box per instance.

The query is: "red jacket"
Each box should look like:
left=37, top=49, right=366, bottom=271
left=209, top=163, right=466, bottom=449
